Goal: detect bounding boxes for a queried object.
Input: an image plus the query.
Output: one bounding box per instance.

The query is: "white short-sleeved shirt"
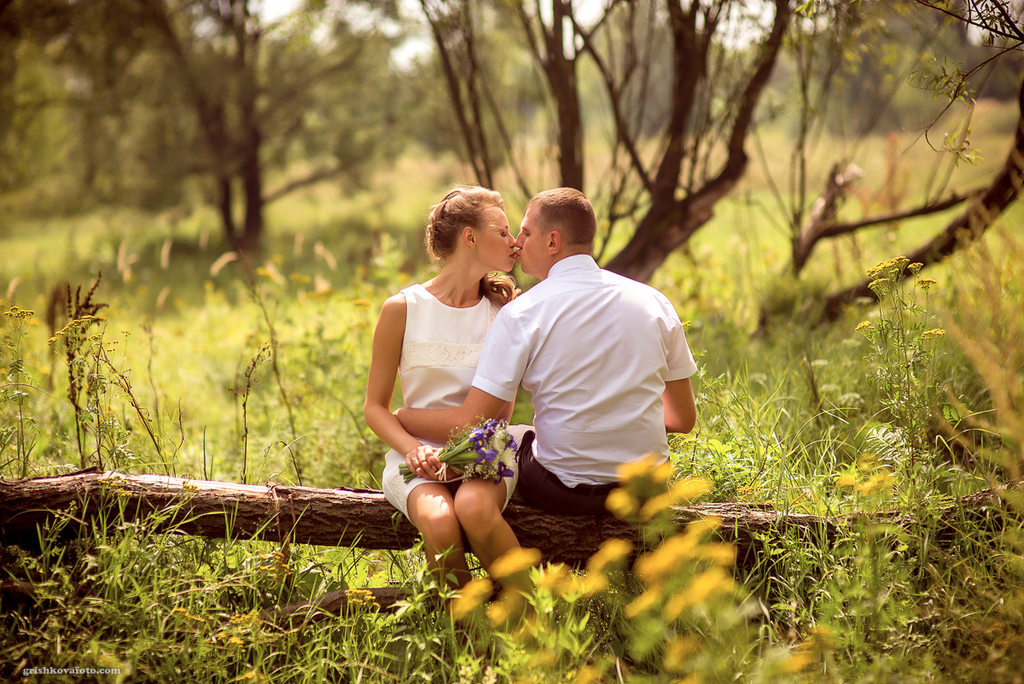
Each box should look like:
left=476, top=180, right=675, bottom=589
left=472, top=254, right=697, bottom=487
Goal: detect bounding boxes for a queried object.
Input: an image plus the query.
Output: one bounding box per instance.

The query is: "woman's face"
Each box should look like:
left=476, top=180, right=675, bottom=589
left=474, top=206, right=516, bottom=272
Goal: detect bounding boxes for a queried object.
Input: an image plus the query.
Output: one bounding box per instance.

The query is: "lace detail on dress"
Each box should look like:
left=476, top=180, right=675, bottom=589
left=401, top=340, right=484, bottom=371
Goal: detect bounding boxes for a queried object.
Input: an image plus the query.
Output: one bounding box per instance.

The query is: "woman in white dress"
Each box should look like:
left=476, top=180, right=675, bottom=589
left=364, top=185, right=524, bottom=590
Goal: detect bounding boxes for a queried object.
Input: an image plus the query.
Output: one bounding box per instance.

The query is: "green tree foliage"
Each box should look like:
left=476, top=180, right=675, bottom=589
left=0, top=0, right=410, bottom=252
left=419, top=0, right=1022, bottom=288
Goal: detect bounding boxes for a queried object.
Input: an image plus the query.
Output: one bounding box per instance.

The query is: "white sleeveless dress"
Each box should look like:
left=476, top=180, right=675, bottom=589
left=381, top=283, right=522, bottom=519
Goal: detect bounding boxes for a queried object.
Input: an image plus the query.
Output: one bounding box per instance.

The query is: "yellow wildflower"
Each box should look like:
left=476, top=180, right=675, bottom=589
left=624, top=589, right=662, bottom=618
left=779, top=651, right=814, bottom=673
left=917, top=277, right=938, bottom=291
left=486, top=591, right=524, bottom=626
left=536, top=563, right=572, bottom=594
left=586, top=538, right=633, bottom=574
left=635, top=535, right=698, bottom=586
left=669, top=477, right=712, bottom=504
left=617, top=454, right=667, bottom=483
left=640, top=491, right=677, bottom=520
left=856, top=470, right=895, bottom=495
left=836, top=474, right=857, bottom=487
left=489, top=547, right=541, bottom=579
left=573, top=665, right=605, bottom=684
left=690, top=542, right=736, bottom=566
left=855, top=320, right=873, bottom=332
left=662, top=566, right=735, bottom=620
left=352, top=298, right=374, bottom=310
left=664, top=635, right=700, bottom=673
left=451, top=578, right=492, bottom=620
left=581, top=572, right=609, bottom=595
left=920, top=328, right=946, bottom=340
left=867, top=256, right=909, bottom=280
left=604, top=488, right=639, bottom=519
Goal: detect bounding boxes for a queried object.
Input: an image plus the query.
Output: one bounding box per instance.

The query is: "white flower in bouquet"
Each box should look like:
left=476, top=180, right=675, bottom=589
left=400, top=419, right=517, bottom=483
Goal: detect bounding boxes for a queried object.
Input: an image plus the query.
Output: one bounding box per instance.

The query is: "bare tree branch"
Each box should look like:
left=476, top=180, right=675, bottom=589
left=820, top=76, right=1024, bottom=323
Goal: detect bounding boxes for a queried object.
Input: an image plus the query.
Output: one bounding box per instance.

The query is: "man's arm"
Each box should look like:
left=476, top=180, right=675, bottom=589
left=663, top=377, right=696, bottom=434
left=395, top=386, right=509, bottom=444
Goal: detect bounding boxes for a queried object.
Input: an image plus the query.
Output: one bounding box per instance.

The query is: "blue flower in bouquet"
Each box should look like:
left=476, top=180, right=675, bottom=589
left=400, top=419, right=518, bottom=483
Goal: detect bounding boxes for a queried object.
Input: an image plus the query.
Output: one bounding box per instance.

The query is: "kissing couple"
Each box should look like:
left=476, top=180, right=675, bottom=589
left=363, top=185, right=697, bottom=590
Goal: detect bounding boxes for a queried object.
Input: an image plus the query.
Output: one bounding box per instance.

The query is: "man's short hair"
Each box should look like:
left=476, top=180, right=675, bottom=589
left=527, top=188, right=596, bottom=253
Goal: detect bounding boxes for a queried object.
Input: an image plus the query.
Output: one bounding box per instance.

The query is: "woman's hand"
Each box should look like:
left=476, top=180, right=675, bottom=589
left=404, top=445, right=444, bottom=480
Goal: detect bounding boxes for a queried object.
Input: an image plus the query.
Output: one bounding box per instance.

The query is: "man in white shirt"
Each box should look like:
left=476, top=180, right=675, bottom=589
left=397, top=187, right=697, bottom=515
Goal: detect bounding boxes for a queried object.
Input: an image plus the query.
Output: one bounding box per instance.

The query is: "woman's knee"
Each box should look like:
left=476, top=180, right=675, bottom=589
left=454, top=481, right=504, bottom=529
left=409, top=493, right=462, bottom=548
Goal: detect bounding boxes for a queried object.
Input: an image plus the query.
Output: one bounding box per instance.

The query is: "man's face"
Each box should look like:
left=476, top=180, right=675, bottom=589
left=515, top=206, right=551, bottom=279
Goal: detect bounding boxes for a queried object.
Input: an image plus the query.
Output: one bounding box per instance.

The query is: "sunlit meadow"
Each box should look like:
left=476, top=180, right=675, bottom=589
left=2, top=124, right=1023, bottom=682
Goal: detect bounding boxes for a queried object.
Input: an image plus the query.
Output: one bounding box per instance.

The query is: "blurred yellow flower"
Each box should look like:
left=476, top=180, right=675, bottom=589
left=920, top=328, right=946, bottom=340
left=856, top=470, right=895, bottom=495
left=605, top=488, right=639, bottom=519
left=662, top=566, right=735, bottom=620
left=690, top=542, right=736, bottom=566
left=490, top=547, right=541, bottom=579
left=635, top=536, right=697, bottom=585
left=836, top=474, right=857, bottom=487
left=581, top=572, right=609, bottom=595
left=624, top=589, right=662, bottom=618
left=573, top=665, right=605, bottom=684
left=536, top=563, right=590, bottom=597
left=617, top=454, right=668, bottom=483
left=663, top=635, right=699, bottom=673
left=486, top=591, right=524, bottom=626
left=685, top=516, right=723, bottom=538
left=779, top=651, right=814, bottom=673
left=451, top=578, right=492, bottom=620
left=669, top=477, right=712, bottom=504
left=586, top=538, right=633, bottom=574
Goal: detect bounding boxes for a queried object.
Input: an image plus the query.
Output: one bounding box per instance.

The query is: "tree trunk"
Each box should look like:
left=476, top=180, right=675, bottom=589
left=603, top=0, right=793, bottom=282
left=544, top=0, right=583, bottom=191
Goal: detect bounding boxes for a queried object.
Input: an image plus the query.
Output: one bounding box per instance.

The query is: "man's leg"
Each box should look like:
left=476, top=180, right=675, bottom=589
left=515, top=431, right=616, bottom=515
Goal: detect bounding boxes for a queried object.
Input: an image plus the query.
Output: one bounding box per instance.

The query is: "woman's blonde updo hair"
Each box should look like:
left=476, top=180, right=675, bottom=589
left=426, top=185, right=518, bottom=306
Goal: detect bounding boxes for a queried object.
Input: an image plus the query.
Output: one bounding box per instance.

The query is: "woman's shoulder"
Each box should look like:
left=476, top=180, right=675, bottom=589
left=379, top=290, right=410, bottom=320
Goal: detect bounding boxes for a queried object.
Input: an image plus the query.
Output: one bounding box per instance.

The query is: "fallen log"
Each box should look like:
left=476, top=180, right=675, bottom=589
left=1, top=469, right=841, bottom=566
left=1, top=471, right=1019, bottom=570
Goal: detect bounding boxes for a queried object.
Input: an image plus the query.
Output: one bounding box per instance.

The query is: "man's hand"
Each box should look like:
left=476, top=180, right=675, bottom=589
left=395, top=387, right=510, bottom=444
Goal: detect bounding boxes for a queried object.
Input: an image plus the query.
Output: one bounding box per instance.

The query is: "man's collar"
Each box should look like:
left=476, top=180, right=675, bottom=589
left=546, top=253, right=598, bottom=279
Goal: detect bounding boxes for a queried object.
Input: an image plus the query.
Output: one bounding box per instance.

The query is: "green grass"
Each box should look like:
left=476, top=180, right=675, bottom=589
left=2, top=116, right=1024, bottom=681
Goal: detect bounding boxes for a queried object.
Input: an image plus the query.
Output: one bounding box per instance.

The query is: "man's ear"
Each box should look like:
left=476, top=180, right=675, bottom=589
left=546, top=230, right=562, bottom=255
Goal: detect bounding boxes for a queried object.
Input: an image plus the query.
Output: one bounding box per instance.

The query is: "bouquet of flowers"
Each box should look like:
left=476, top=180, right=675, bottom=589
left=400, top=419, right=518, bottom=484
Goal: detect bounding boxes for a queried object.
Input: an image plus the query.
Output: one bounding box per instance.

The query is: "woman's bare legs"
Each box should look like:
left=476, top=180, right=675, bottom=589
left=407, top=483, right=471, bottom=589
left=453, top=479, right=523, bottom=585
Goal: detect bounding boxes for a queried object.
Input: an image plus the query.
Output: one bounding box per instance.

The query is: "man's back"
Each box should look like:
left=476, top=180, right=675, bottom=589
left=472, top=254, right=697, bottom=486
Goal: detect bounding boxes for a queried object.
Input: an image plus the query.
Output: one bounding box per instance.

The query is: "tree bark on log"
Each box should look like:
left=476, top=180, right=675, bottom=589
left=3, top=470, right=1020, bottom=569
left=0, top=470, right=840, bottom=566
left=2, top=471, right=1021, bottom=623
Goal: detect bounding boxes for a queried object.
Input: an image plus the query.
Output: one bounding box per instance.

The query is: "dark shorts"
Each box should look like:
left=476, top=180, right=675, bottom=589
left=514, top=431, right=617, bottom=516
